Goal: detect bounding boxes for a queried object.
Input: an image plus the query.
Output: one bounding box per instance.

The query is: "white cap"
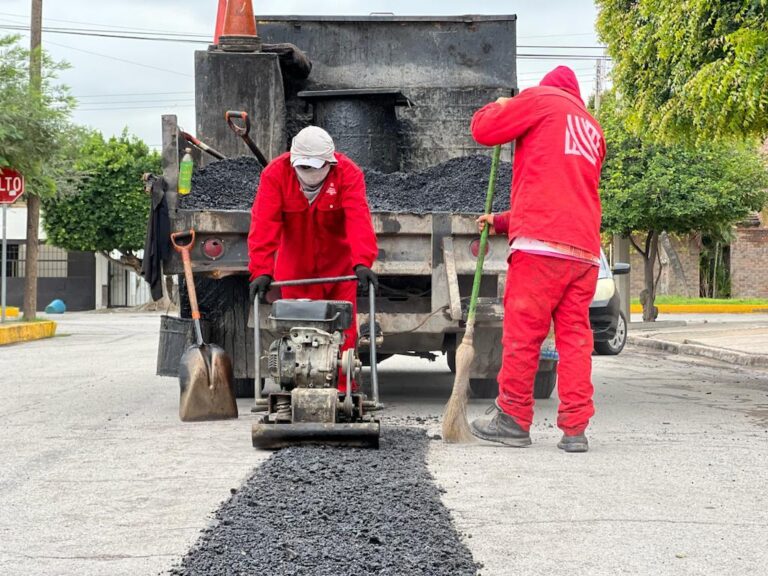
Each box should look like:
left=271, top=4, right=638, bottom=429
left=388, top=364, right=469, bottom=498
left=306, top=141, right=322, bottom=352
left=290, top=126, right=337, bottom=168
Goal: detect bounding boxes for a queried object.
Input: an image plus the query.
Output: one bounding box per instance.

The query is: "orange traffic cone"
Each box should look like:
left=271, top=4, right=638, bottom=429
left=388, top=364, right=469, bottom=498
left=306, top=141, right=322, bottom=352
left=213, top=0, right=227, bottom=45
left=219, top=0, right=261, bottom=52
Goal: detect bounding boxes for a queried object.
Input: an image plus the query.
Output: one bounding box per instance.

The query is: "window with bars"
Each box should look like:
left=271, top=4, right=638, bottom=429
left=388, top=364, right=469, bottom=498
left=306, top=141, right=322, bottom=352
left=3, top=243, right=68, bottom=278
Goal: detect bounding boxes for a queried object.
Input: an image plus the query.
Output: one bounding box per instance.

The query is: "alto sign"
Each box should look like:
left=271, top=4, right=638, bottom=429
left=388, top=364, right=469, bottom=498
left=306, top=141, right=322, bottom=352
left=0, top=168, right=25, bottom=204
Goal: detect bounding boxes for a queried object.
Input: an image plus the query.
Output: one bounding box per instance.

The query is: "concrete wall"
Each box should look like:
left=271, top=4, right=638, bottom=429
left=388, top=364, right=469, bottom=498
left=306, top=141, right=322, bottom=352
left=731, top=226, right=768, bottom=298
left=628, top=234, right=700, bottom=298
left=5, top=249, right=96, bottom=311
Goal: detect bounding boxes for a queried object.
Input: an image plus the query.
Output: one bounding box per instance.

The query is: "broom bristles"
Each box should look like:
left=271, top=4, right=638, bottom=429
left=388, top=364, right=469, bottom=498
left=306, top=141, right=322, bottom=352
left=442, top=325, right=476, bottom=443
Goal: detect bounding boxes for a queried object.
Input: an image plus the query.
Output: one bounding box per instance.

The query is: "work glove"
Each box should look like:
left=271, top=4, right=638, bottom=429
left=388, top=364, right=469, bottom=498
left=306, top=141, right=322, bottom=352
left=354, top=265, right=379, bottom=292
left=249, top=275, right=273, bottom=303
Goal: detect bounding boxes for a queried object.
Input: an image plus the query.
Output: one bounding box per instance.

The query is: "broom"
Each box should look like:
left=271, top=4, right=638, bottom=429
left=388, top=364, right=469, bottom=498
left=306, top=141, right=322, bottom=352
left=442, top=145, right=502, bottom=443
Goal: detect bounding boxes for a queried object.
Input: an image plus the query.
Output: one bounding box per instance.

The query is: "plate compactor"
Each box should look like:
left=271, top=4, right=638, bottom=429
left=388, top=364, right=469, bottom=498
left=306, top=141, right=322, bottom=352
left=251, top=276, right=381, bottom=449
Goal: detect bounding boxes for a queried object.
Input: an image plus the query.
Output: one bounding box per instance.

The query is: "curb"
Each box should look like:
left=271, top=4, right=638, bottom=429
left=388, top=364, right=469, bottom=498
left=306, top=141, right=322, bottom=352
left=630, top=304, right=768, bottom=314
left=1, top=306, right=20, bottom=319
left=0, top=321, right=57, bottom=346
left=628, top=335, right=768, bottom=368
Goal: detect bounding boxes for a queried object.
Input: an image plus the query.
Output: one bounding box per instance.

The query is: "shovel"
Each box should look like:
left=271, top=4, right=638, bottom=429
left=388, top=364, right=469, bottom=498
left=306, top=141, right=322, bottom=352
left=225, top=110, right=270, bottom=168
left=171, top=230, right=238, bottom=422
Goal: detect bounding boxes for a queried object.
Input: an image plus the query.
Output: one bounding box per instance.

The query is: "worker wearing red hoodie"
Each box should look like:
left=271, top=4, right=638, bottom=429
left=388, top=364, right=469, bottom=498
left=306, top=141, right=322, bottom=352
left=247, top=126, right=378, bottom=391
left=469, top=66, right=605, bottom=453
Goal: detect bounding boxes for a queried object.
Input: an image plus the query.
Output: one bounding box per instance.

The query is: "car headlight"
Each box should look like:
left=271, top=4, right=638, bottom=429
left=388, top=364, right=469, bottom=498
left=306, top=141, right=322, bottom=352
left=593, top=278, right=615, bottom=302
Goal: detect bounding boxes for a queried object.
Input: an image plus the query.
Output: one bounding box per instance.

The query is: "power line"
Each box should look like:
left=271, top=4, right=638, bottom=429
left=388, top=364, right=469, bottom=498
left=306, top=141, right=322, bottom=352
left=76, top=104, right=196, bottom=112
left=0, top=24, right=210, bottom=44
left=75, top=91, right=193, bottom=98
left=43, top=39, right=194, bottom=78
left=0, top=11, right=211, bottom=36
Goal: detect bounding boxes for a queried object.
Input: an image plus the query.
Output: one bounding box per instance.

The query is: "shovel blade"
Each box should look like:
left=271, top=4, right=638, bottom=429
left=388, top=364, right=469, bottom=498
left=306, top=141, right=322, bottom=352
left=178, top=343, right=238, bottom=422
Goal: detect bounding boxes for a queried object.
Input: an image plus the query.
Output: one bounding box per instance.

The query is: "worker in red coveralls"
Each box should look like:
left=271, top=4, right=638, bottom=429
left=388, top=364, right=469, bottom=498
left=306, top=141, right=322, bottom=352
left=247, top=126, right=378, bottom=391
left=469, top=66, right=606, bottom=452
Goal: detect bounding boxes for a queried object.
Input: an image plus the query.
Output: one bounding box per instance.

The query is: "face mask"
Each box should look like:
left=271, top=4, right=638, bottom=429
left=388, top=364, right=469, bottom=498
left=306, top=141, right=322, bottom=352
left=295, top=164, right=331, bottom=189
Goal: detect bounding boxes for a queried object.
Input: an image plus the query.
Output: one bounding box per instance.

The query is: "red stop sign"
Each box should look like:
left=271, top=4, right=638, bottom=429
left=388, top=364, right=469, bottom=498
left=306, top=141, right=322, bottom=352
left=0, top=168, right=25, bottom=204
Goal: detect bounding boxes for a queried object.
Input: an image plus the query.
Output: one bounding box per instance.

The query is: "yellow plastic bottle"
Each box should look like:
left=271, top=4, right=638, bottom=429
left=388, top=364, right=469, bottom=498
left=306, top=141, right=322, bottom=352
left=178, top=148, right=193, bottom=195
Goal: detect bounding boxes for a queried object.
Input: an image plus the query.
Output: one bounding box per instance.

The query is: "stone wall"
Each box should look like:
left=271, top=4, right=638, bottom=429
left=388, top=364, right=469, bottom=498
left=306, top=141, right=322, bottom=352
left=627, top=234, right=700, bottom=298
left=731, top=226, right=768, bottom=298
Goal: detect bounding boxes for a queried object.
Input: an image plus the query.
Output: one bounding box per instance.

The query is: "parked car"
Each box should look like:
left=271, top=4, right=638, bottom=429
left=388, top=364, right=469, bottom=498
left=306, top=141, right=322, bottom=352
left=590, top=251, right=630, bottom=355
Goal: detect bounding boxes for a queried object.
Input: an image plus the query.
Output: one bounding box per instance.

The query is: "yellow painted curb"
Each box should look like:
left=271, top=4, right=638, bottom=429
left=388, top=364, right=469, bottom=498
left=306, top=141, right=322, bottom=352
left=1, top=306, right=19, bottom=318
left=0, top=320, right=57, bottom=346
left=630, top=304, right=768, bottom=314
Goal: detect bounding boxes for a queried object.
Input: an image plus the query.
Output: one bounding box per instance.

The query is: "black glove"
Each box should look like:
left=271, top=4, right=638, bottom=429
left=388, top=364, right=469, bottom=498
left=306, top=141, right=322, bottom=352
left=249, top=275, right=272, bottom=302
left=354, top=265, right=378, bottom=292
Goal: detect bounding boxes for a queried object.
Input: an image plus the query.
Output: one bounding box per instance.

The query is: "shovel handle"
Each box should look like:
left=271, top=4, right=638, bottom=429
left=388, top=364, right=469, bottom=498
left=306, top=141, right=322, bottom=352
left=180, top=130, right=226, bottom=160
left=225, top=110, right=250, bottom=136
left=171, top=230, right=201, bottom=321
left=225, top=110, right=269, bottom=168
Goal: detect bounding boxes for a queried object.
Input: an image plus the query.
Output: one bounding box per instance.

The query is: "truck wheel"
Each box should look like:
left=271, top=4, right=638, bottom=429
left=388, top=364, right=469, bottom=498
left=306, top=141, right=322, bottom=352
left=358, top=352, right=393, bottom=366
left=234, top=378, right=254, bottom=398
left=470, top=378, right=498, bottom=399
left=447, top=350, right=456, bottom=374
left=533, top=370, right=557, bottom=399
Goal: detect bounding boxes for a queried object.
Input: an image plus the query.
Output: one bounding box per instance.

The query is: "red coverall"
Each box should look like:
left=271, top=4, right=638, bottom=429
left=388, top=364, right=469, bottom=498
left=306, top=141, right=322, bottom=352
left=470, top=67, right=606, bottom=435
left=247, top=152, right=378, bottom=390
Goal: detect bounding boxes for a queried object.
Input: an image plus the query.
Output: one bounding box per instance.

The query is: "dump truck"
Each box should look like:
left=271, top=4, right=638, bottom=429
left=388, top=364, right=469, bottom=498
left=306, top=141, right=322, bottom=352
left=155, top=14, right=559, bottom=400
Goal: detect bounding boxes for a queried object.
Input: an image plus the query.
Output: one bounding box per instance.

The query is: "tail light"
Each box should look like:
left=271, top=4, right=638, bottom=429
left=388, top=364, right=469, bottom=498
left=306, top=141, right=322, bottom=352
left=202, top=238, right=225, bottom=260
left=469, top=238, right=490, bottom=258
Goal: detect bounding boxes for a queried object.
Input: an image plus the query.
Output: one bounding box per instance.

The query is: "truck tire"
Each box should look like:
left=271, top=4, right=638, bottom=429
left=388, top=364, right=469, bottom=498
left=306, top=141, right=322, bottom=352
left=447, top=350, right=456, bottom=374
left=359, top=352, right=393, bottom=367
left=470, top=378, right=498, bottom=399
left=234, top=378, right=254, bottom=398
left=534, top=369, right=557, bottom=399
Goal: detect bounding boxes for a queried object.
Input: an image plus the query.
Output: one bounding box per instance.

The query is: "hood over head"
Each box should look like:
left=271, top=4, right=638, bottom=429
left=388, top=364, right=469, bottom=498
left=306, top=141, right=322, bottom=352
left=539, top=66, right=581, bottom=100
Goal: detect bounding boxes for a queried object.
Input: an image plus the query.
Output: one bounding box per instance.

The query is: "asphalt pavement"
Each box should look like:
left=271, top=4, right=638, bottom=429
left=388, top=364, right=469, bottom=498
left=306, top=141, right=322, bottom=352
left=0, top=311, right=766, bottom=576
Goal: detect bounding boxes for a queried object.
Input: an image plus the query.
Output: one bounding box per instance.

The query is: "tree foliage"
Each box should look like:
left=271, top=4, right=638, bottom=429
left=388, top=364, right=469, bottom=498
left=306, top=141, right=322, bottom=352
left=42, top=130, right=160, bottom=273
left=598, top=92, right=768, bottom=319
left=0, top=35, right=75, bottom=196
left=596, top=0, right=768, bottom=141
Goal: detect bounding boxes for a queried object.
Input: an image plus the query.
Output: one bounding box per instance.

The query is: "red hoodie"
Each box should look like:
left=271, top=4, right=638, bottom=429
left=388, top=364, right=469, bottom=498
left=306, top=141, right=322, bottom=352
left=471, top=66, right=605, bottom=256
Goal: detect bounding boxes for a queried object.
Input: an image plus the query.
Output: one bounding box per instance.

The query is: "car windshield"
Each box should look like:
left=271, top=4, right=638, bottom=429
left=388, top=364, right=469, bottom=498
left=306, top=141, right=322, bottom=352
left=598, top=250, right=612, bottom=279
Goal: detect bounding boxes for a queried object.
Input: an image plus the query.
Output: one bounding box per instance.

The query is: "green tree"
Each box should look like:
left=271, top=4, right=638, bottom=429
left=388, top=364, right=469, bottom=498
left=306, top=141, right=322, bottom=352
left=598, top=93, right=768, bottom=321
left=596, top=0, right=768, bottom=141
left=42, top=130, right=160, bottom=274
left=0, top=35, right=76, bottom=319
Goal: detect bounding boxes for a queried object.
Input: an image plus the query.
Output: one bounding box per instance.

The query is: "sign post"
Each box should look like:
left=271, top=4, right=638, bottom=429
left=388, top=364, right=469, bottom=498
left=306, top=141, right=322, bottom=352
left=0, top=168, right=25, bottom=322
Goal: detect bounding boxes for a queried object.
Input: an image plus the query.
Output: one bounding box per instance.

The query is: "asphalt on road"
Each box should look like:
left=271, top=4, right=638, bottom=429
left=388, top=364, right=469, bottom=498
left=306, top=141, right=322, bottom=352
left=0, top=312, right=766, bottom=576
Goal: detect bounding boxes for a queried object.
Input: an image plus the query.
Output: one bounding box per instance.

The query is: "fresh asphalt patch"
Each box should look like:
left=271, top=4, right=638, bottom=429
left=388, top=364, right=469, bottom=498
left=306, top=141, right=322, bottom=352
left=170, top=428, right=479, bottom=576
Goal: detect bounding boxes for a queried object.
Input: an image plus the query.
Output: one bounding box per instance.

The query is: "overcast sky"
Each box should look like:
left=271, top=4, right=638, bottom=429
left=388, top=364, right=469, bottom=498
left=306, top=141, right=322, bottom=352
left=1, top=1, right=603, bottom=148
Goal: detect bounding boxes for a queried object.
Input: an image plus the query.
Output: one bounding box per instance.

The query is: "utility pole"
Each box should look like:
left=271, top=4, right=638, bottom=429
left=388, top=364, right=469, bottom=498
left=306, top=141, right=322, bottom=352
left=23, top=0, right=43, bottom=320
left=594, top=57, right=604, bottom=112
left=595, top=50, right=632, bottom=322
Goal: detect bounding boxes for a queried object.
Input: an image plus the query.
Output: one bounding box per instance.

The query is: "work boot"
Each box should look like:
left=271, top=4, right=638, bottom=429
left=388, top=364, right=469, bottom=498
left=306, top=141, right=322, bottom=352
left=557, top=433, right=589, bottom=453
left=470, top=403, right=531, bottom=447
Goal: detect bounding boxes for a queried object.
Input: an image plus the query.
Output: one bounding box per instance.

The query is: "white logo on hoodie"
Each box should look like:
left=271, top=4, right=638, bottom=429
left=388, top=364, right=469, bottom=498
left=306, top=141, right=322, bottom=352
left=564, top=114, right=601, bottom=166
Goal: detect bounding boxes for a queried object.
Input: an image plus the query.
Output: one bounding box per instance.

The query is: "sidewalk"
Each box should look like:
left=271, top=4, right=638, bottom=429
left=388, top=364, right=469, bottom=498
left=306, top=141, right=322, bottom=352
left=628, top=313, right=768, bottom=367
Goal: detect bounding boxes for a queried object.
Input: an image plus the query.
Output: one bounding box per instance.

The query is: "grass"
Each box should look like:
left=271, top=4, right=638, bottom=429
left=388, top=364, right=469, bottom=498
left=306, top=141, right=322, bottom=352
left=630, top=296, right=768, bottom=306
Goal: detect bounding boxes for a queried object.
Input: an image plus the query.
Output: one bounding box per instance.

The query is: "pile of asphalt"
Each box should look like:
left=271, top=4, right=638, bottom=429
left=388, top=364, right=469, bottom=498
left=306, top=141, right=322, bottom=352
left=176, top=155, right=511, bottom=214
left=171, top=428, right=479, bottom=576
left=179, top=156, right=262, bottom=210
left=365, top=155, right=512, bottom=214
